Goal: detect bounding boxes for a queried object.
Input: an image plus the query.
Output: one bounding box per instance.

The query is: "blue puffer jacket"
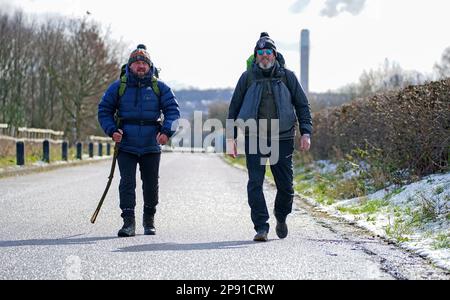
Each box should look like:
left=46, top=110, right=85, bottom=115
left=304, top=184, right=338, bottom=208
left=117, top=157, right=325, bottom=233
left=98, top=65, right=180, bottom=155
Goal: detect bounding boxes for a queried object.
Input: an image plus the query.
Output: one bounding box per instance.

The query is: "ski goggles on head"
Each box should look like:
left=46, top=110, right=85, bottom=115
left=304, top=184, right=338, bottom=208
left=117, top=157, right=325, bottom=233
left=257, top=49, right=274, bottom=56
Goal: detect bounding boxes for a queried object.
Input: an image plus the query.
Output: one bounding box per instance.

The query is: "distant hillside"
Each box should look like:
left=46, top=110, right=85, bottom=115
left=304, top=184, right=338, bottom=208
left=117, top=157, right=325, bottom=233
left=173, top=88, right=353, bottom=117
left=173, top=88, right=233, bottom=118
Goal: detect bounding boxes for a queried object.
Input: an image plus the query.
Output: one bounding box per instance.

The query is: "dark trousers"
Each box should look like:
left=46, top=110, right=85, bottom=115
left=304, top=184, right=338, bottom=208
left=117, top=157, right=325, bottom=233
left=117, top=151, right=161, bottom=218
left=245, top=137, right=295, bottom=232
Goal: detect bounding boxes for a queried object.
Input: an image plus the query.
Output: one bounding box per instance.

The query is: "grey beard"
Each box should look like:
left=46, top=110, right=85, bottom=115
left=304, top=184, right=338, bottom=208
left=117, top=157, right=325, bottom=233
left=258, top=60, right=275, bottom=70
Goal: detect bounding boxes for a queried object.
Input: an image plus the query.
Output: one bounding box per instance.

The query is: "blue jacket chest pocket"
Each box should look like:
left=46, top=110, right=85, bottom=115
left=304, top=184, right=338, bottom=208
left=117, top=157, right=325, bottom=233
left=118, top=89, right=137, bottom=112
left=142, top=88, right=159, bottom=111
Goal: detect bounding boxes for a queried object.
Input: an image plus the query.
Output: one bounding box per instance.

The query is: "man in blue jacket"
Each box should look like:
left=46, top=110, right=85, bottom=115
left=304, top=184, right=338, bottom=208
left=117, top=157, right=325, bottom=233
left=227, top=33, right=312, bottom=242
left=98, top=44, right=180, bottom=237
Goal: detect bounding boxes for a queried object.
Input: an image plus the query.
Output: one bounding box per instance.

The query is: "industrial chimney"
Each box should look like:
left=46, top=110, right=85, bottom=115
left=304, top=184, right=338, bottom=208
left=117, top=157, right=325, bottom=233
left=300, top=29, right=310, bottom=94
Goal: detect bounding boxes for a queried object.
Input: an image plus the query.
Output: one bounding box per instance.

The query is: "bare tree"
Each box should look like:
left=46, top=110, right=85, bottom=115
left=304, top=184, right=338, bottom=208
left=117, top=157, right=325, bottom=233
left=0, top=12, right=14, bottom=124
left=0, top=10, right=127, bottom=141
left=434, top=47, right=450, bottom=79
left=338, top=59, right=430, bottom=100
left=49, top=18, right=120, bottom=142
left=6, top=11, right=35, bottom=127
left=29, top=17, right=66, bottom=129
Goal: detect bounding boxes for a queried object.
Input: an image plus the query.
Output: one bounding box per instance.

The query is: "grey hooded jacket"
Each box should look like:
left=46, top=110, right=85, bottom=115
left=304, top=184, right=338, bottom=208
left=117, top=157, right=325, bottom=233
left=227, top=62, right=312, bottom=140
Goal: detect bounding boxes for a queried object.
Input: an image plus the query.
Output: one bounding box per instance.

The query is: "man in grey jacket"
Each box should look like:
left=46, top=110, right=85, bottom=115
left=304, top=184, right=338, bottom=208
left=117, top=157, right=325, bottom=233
left=227, top=32, right=312, bottom=242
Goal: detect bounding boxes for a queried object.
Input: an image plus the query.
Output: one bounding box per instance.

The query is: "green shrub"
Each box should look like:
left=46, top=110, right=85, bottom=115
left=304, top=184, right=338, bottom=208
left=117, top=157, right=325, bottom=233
left=311, top=79, right=450, bottom=179
left=432, top=234, right=450, bottom=249
left=337, top=199, right=388, bottom=215
left=385, top=215, right=413, bottom=242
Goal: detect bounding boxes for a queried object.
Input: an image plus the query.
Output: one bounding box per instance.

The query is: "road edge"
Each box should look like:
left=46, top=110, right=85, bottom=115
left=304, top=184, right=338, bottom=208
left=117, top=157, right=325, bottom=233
left=219, top=154, right=450, bottom=277
left=0, top=156, right=112, bottom=179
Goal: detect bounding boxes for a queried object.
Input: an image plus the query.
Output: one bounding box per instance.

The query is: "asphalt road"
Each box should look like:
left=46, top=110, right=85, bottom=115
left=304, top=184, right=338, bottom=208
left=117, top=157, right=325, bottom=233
left=0, top=153, right=448, bottom=280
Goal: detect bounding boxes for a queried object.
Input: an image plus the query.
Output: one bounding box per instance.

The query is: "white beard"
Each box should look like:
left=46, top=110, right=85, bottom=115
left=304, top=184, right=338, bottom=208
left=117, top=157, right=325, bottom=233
left=258, top=60, right=275, bottom=70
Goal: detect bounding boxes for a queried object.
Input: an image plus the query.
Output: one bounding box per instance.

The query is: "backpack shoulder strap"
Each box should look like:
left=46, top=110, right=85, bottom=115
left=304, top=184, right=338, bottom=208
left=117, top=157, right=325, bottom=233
left=279, top=68, right=298, bottom=107
left=246, top=71, right=254, bottom=90
left=151, top=75, right=164, bottom=114
left=118, top=73, right=127, bottom=98
left=281, top=68, right=293, bottom=94
left=151, top=75, right=160, bottom=97
left=114, top=78, right=126, bottom=127
left=115, top=64, right=128, bottom=126
left=118, top=64, right=127, bottom=98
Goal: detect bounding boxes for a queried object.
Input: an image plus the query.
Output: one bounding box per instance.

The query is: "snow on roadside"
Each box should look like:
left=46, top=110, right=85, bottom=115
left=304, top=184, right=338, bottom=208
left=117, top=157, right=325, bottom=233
left=298, top=167, right=450, bottom=272
left=315, top=160, right=337, bottom=174
left=224, top=156, right=450, bottom=271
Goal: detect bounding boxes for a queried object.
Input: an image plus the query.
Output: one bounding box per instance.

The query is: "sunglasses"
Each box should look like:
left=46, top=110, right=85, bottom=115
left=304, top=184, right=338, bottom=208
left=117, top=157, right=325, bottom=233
left=257, top=49, right=274, bottom=56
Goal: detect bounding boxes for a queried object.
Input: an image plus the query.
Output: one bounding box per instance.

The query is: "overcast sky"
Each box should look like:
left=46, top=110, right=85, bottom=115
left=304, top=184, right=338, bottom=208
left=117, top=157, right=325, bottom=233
left=1, top=0, right=449, bottom=92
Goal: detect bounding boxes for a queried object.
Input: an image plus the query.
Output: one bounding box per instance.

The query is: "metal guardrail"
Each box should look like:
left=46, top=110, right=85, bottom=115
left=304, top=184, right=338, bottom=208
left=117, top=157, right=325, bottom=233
left=0, top=124, right=64, bottom=142
left=17, top=127, right=64, bottom=141
left=0, top=124, right=215, bottom=166
left=0, top=123, right=8, bottom=136
left=0, top=124, right=114, bottom=166
left=89, top=135, right=111, bottom=142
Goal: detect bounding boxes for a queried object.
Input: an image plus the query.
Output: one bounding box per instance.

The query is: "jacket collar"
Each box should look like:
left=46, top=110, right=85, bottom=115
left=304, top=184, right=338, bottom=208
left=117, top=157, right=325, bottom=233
left=251, top=60, right=285, bottom=80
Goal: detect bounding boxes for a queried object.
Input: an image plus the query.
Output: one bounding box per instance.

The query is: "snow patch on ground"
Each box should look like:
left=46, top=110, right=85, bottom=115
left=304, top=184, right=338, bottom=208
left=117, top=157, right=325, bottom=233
left=299, top=169, right=450, bottom=271
left=315, top=160, right=337, bottom=174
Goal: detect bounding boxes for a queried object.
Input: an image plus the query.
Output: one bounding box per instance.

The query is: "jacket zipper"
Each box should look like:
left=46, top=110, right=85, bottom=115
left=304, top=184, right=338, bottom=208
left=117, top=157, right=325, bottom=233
left=134, top=82, right=141, bottom=107
left=137, top=82, right=142, bottom=141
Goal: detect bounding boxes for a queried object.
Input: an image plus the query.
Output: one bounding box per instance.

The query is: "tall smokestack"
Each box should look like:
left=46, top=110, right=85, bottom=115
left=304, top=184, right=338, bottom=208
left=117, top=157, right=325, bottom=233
left=300, top=29, right=310, bottom=94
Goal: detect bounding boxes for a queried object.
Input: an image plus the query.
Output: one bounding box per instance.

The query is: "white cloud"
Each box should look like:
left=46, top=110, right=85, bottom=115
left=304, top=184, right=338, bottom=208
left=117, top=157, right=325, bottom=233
left=290, top=0, right=367, bottom=17
left=289, top=0, right=311, bottom=13
left=320, top=0, right=367, bottom=17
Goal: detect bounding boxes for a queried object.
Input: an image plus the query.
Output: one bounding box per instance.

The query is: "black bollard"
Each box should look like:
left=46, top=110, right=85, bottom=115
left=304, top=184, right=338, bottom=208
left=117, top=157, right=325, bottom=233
left=43, top=140, right=50, bottom=163
left=16, top=141, right=25, bottom=166
left=89, top=142, right=94, bottom=158
left=76, top=142, right=82, bottom=160
left=62, top=141, right=68, bottom=161
left=106, top=143, right=111, bottom=156
left=98, top=143, right=103, bottom=157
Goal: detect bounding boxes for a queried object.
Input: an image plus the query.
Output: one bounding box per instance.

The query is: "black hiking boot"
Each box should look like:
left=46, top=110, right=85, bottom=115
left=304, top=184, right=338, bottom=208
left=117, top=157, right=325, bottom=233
left=118, top=216, right=136, bottom=237
left=275, top=220, right=288, bottom=239
left=143, top=214, right=156, bottom=235
left=253, top=230, right=268, bottom=242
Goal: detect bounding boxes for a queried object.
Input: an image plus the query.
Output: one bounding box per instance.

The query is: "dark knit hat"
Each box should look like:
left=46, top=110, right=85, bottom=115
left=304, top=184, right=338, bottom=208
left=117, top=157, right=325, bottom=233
left=128, top=44, right=152, bottom=67
left=254, top=32, right=277, bottom=56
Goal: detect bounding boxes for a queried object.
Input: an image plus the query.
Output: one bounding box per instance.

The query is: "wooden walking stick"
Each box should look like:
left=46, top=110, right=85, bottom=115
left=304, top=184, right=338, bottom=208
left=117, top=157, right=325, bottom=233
left=90, top=142, right=119, bottom=224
